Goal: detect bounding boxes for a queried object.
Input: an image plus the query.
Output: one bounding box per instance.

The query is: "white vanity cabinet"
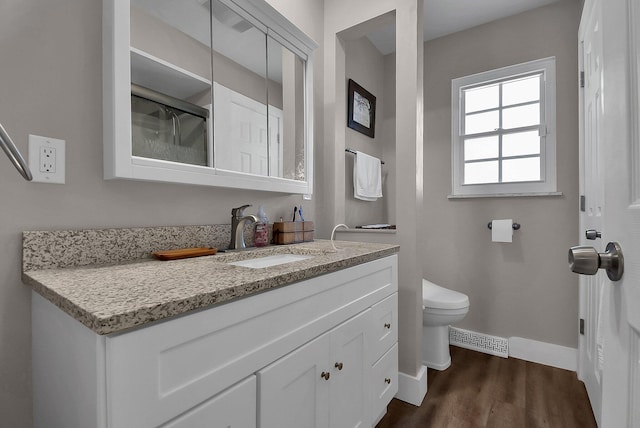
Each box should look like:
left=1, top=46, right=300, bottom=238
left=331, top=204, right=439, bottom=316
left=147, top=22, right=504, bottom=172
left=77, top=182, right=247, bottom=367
left=32, top=255, right=398, bottom=428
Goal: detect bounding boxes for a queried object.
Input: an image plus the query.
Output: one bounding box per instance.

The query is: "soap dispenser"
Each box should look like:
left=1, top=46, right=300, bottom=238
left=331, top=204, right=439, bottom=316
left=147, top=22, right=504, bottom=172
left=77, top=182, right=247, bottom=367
left=254, top=205, right=269, bottom=247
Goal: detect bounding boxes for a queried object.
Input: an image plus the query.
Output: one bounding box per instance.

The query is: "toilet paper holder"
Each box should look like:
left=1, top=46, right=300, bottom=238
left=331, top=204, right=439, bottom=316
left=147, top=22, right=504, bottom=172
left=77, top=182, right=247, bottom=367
left=487, top=221, right=521, bottom=230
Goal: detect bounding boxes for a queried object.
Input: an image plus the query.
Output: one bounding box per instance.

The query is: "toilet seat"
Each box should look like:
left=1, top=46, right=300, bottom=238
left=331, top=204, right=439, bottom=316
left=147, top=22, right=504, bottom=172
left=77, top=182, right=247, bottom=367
left=422, top=279, right=469, bottom=310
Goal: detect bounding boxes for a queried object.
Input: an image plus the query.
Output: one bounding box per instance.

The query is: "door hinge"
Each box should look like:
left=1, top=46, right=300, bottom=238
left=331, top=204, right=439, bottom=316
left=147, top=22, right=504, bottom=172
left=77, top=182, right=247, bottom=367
left=580, top=195, right=586, bottom=212
left=580, top=71, right=585, bottom=88
left=580, top=318, right=585, bottom=335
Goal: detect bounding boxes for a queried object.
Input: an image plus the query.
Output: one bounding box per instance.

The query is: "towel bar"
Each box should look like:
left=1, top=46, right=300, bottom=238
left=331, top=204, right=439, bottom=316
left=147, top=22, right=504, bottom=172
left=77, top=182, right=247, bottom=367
left=0, top=123, right=32, bottom=181
left=345, top=148, right=385, bottom=164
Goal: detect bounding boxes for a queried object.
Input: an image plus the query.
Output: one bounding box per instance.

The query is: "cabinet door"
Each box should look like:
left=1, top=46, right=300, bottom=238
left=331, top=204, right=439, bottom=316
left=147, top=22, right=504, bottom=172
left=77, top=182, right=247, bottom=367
left=162, top=376, right=256, bottom=428
left=329, top=310, right=371, bottom=428
left=258, top=333, right=331, bottom=428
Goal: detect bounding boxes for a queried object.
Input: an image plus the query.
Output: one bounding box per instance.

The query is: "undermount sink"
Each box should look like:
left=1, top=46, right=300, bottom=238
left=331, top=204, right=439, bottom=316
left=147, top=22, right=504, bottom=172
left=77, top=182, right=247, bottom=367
left=227, top=253, right=314, bottom=269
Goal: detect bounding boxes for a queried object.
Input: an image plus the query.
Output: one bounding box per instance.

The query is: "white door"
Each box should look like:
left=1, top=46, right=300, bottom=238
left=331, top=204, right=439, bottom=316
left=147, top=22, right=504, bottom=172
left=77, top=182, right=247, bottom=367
left=230, top=100, right=268, bottom=175
left=577, top=0, right=640, bottom=426
left=268, top=108, right=284, bottom=178
left=578, top=0, right=605, bottom=422
left=213, top=82, right=284, bottom=177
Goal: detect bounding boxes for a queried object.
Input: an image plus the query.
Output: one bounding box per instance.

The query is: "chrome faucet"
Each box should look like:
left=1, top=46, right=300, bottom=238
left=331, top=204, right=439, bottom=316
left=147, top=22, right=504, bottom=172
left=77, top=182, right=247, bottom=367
left=229, top=204, right=259, bottom=250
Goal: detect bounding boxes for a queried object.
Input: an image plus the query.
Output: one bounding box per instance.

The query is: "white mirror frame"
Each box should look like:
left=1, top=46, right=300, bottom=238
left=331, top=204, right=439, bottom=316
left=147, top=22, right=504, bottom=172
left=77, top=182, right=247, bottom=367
left=103, top=0, right=317, bottom=194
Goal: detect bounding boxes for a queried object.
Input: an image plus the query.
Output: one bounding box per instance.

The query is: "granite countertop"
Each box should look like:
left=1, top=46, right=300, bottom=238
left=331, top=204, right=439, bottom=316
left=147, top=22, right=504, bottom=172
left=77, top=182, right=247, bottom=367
left=23, top=240, right=399, bottom=335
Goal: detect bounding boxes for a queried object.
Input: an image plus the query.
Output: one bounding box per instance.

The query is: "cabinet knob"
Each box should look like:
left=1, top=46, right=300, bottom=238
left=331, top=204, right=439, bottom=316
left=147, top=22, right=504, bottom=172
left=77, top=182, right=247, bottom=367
left=385, top=378, right=391, bottom=384
left=321, top=371, right=330, bottom=380
left=384, top=323, right=391, bottom=329
left=334, top=362, right=343, bottom=370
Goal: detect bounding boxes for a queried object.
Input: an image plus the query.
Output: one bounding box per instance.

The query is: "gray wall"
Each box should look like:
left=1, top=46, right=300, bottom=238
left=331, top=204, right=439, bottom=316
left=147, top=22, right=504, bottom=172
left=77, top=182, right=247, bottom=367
left=423, top=0, right=581, bottom=348
left=0, top=0, right=322, bottom=426
left=323, top=0, right=425, bottom=381
left=344, top=36, right=394, bottom=227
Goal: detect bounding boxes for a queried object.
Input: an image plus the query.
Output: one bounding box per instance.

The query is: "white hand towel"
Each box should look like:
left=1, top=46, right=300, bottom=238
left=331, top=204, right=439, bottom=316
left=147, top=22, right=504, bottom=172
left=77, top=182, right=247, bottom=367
left=354, top=151, right=382, bottom=201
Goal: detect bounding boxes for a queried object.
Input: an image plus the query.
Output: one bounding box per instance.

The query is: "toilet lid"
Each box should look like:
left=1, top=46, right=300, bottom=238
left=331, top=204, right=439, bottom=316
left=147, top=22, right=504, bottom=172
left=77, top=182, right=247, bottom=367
left=422, top=279, right=469, bottom=310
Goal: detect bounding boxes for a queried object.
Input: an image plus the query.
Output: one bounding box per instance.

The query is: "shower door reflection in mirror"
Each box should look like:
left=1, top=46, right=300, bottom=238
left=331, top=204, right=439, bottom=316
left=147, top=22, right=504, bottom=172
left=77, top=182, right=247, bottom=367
left=129, top=0, right=213, bottom=167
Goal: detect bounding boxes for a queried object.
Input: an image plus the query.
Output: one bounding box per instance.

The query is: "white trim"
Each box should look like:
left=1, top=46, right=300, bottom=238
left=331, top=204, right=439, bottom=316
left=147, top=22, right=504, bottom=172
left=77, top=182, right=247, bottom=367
left=628, top=0, right=640, bottom=205
left=451, top=57, right=557, bottom=197
left=447, top=328, right=578, bottom=372
left=424, top=356, right=451, bottom=371
left=509, top=336, right=577, bottom=371
left=448, top=191, right=563, bottom=199
left=394, top=366, right=428, bottom=407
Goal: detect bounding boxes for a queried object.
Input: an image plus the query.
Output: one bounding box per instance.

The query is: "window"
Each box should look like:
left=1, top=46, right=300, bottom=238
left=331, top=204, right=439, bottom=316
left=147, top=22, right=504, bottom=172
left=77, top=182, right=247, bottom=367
left=451, top=57, right=557, bottom=197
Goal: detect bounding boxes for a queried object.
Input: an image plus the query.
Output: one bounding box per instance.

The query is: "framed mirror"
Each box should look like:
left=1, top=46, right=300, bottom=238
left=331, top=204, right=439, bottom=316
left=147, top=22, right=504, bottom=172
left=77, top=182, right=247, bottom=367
left=103, top=0, right=317, bottom=194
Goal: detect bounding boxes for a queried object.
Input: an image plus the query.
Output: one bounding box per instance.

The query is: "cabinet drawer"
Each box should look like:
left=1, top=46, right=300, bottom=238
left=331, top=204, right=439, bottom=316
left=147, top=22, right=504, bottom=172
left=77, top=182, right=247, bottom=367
left=162, top=376, right=256, bottom=428
left=371, top=343, right=398, bottom=419
left=370, top=293, right=398, bottom=364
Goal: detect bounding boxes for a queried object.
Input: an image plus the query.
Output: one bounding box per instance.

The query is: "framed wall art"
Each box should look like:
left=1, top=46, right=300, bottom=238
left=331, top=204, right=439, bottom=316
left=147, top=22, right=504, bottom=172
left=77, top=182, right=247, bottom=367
left=347, top=79, right=376, bottom=138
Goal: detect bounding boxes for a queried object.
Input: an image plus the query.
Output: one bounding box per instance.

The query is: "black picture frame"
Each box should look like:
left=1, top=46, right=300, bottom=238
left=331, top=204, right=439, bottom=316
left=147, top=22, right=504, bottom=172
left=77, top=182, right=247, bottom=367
left=347, top=79, right=376, bottom=138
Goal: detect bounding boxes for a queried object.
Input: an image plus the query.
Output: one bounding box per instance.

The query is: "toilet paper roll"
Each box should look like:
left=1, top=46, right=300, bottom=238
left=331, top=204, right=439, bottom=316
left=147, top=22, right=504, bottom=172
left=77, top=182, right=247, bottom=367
left=491, top=219, right=513, bottom=243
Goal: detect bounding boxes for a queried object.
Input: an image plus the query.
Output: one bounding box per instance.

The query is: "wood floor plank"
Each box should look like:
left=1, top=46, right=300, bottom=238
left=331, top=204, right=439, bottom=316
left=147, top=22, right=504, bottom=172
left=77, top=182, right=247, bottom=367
left=486, top=401, right=526, bottom=428
left=525, top=360, right=597, bottom=428
left=376, top=346, right=597, bottom=428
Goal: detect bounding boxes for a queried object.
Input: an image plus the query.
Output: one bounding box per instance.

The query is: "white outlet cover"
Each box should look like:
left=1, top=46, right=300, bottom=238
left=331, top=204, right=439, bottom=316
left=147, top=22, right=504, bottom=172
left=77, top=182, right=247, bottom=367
left=28, top=134, right=65, bottom=184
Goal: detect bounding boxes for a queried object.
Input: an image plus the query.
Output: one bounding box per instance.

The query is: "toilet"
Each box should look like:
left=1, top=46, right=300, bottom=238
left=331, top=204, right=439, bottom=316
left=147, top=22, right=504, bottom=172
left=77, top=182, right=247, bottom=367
left=422, top=279, right=470, bottom=371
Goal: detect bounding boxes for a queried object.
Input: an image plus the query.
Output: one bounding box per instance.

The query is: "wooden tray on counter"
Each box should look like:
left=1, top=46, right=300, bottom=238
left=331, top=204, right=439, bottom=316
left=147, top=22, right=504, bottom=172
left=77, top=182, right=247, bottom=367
left=153, top=247, right=217, bottom=261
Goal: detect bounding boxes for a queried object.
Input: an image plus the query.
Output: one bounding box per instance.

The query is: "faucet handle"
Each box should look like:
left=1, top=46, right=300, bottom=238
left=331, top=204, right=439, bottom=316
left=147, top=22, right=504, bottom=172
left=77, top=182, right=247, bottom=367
left=232, top=204, right=252, bottom=217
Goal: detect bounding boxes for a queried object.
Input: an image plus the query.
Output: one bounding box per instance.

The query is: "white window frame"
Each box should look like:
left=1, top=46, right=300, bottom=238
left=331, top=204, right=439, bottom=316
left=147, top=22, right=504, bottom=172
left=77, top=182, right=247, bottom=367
left=451, top=57, right=557, bottom=197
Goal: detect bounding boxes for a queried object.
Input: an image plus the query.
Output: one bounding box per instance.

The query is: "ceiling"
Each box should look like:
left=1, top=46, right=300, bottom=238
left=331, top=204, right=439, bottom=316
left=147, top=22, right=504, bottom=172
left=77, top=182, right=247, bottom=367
left=134, top=0, right=565, bottom=77
left=367, top=0, right=562, bottom=55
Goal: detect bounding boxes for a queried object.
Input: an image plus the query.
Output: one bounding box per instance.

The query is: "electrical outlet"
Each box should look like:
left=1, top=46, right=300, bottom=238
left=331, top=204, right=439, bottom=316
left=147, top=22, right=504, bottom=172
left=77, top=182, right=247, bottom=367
left=29, top=135, right=65, bottom=184
left=40, top=147, right=56, bottom=173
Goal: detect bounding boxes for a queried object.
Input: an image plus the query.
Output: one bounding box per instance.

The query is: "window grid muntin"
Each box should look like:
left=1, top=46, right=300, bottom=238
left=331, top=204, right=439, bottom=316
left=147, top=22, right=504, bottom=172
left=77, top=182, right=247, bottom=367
left=461, top=71, right=544, bottom=185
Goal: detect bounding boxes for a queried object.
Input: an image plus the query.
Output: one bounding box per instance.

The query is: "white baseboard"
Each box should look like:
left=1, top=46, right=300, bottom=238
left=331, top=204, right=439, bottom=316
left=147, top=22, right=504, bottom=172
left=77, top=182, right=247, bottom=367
left=394, top=365, right=428, bottom=406
left=508, top=336, right=577, bottom=371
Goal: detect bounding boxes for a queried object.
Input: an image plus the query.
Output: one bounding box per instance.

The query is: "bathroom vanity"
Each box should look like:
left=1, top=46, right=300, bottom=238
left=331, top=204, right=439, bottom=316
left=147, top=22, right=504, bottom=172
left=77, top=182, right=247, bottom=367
left=24, top=233, right=398, bottom=428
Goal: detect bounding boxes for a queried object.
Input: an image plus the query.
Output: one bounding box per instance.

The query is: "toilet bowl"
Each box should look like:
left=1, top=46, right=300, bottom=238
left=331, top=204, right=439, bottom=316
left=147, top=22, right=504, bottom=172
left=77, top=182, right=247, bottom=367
left=422, top=279, right=469, bottom=371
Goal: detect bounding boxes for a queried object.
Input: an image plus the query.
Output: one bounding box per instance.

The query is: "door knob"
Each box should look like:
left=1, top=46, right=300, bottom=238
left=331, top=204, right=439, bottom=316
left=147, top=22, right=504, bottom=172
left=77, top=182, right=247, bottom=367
left=585, top=229, right=602, bottom=240
left=568, top=241, right=624, bottom=281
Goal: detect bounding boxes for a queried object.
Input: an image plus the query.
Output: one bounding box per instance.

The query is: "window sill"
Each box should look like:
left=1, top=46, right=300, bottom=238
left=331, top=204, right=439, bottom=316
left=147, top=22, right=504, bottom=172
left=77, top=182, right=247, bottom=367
left=447, top=191, right=563, bottom=199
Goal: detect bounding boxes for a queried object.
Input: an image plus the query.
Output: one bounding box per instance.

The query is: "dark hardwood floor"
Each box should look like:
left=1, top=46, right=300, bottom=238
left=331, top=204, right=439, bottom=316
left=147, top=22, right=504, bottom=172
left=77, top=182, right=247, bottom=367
left=376, top=346, right=597, bottom=428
